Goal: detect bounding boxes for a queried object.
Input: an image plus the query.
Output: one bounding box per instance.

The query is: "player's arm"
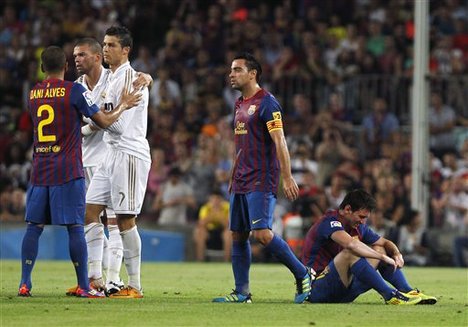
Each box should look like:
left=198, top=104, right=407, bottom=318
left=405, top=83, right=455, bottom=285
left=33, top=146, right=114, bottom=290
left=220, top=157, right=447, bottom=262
left=372, top=236, right=404, bottom=268
left=331, top=230, right=396, bottom=267
left=91, top=88, right=141, bottom=129
left=81, top=117, right=100, bottom=136
left=270, top=128, right=299, bottom=201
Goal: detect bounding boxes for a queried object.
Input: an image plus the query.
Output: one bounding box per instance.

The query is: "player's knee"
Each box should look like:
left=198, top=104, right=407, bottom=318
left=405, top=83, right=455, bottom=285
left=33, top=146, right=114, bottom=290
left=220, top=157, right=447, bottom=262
left=252, top=229, right=273, bottom=246
left=117, top=215, right=136, bottom=231
left=232, top=231, right=249, bottom=242
left=85, top=205, right=104, bottom=224
left=371, top=244, right=386, bottom=255
left=339, top=248, right=360, bottom=262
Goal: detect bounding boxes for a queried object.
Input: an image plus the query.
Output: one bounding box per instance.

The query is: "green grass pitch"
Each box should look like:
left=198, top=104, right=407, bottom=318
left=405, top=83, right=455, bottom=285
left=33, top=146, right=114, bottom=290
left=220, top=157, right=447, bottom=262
left=1, top=260, right=467, bottom=326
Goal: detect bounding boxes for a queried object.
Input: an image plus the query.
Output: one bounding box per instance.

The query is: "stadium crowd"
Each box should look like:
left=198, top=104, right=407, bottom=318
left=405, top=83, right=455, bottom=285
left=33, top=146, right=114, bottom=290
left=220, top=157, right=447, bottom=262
left=0, top=0, right=467, bottom=266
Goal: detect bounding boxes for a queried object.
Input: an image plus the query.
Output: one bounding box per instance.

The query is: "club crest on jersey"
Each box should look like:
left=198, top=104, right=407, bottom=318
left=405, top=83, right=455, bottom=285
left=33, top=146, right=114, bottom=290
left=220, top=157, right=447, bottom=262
left=247, top=105, right=256, bottom=115
left=82, top=90, right=93, bottom=106
left=330, top=221, right=342, bottom=228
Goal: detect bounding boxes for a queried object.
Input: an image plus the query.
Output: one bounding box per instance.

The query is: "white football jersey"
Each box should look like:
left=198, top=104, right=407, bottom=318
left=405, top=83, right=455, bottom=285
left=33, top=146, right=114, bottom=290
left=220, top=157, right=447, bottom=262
left=103, top=61, right=151, bottom=162
left=77, top=67, right=112, bottom=167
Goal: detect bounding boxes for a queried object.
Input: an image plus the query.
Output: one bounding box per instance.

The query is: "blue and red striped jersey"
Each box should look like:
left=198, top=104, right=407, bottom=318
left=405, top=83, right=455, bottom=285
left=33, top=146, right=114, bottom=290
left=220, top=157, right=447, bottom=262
left=231, top=89, right=284, bottom=194
left=28, top=78, right=99, bottom=185
left=301, top=210, right=381, bottom=274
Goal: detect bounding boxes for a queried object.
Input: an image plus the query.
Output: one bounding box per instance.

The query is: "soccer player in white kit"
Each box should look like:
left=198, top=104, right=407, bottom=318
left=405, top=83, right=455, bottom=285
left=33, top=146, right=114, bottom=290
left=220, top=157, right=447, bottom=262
left=71, top=37, right=152, bottom=296
left=84, top=28, right=151, bottom=298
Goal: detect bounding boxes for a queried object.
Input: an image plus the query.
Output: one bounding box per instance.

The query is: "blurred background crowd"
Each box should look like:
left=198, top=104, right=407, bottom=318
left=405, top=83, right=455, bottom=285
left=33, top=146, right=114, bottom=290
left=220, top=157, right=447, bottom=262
left=0, top=0, right=467, bottom=266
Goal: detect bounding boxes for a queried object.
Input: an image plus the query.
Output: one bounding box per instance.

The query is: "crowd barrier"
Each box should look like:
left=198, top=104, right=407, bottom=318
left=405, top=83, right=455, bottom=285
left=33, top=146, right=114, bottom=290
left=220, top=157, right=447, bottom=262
left=0, top=226, right=185, bottom=262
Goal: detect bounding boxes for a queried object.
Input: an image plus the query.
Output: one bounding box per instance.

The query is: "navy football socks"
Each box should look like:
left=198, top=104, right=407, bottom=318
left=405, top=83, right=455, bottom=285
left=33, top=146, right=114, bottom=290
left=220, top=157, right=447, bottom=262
left=264, top=234, right=307, bottom=280
left=232, top=240, right=251, bottom=295
left=67, top=225, right=89, bottom=290
left=351, top=258, right=394, bottom=300
left=19, top=224, right=43, bottom=289
left=378, top=265, right=413, bottom=293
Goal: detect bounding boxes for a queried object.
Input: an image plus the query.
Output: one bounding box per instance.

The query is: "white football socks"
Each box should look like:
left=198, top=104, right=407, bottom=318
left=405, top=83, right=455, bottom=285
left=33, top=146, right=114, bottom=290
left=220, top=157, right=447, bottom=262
left=106, top=224, right=123, bottom=283
left=102, top=232, right=109, bottom=278
left=121, top=225, right=141, bottom=291
left=84, top=222, right=104, bottom=279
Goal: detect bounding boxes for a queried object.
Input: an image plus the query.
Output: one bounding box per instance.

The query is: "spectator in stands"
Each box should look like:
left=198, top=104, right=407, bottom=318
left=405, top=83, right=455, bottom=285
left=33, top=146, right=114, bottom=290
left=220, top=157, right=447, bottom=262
left=315, top=126, right=354, bottom=187
left=132, top=45, right=157, bottom=76
left=367, top=209, right=396, bottom=239
left=392, top=210, right=430, bottom=266
left=453, top=233, right=468, bottom=267
left=429, top=92, right=457, bottom=159
left=152, top=166, right=197, bottom=226
left=193, top=189, right=230, bottom=261
left=149, top=66, right=182, bottom=109
left=361, top=97, right=400, bottom=159
left=145, top=148, right=169, bottom=212
left=324, top=172, right=348, bottom=209
left=290, top=141, right=318, bottom=187
left=0, top=187, right=25, bottom=222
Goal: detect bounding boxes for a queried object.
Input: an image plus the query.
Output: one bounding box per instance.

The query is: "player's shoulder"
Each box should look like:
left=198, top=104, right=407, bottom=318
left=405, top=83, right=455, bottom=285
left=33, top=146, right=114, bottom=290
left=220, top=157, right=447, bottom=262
left=259, top=90, right=281, bottom=109
left=320, top=210, right=343, bottom=227
left=70, top=81, right=88, bottom=94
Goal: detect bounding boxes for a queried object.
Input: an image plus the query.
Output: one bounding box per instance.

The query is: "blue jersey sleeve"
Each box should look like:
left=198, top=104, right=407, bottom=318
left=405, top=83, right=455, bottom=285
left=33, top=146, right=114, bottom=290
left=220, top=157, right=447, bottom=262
left=359, top=224, right=381, bottom=245
left=319, top=217, right=345, bottom=240
left=259, top=94, right=283, bottom=122
left=70, top=83, right=100, bottom=118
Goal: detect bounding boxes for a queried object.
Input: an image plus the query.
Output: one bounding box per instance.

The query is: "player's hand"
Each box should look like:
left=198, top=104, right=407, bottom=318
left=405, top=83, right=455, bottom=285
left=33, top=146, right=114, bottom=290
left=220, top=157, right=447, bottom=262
left=282, top=176, right=299, bottom=201
left=393, top=253, right=404, bottom=268
left=133, top=72, right=153, bottom=90
left=120, top=87, right=142, bottom=110
left=382, top=255, right=397, bottom=271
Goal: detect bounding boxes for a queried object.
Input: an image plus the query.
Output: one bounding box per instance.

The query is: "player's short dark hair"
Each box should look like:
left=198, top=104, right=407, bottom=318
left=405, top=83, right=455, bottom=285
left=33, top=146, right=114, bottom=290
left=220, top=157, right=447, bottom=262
left=339, top=189, right=376, bottom=212
left=75, top=37, right=103, bottom=55
left=233, top=52, right=262, bottom=82
left=41, top=46, right=66, bottom=73
left=105, top=25, right=133, bottom=49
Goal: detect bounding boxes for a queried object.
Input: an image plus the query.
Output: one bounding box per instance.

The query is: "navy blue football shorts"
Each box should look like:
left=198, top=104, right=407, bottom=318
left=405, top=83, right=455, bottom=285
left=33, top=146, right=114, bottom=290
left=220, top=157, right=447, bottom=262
left=25, top=178, right=85, bottom=225
left=308, top=260, right=370, bottom=303
left=229, top=191, right=276, bottom=231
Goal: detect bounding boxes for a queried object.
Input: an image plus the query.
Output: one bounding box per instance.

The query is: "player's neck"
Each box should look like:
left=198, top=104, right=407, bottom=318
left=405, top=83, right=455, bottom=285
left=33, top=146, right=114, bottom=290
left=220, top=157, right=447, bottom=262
left=45, top=72, right=64, bottom=80
left=85, top=65, right=103, bottom=91
left=109, top=58, right=129, bottom=73
left=242, top=84, right=261, bottom=100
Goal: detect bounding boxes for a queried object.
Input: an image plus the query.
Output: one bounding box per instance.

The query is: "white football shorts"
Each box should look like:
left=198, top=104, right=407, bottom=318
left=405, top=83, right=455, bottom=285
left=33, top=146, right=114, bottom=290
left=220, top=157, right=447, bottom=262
left=86, top=149, right=150, bottom=215
left=84, top=165, right=117, bottom=218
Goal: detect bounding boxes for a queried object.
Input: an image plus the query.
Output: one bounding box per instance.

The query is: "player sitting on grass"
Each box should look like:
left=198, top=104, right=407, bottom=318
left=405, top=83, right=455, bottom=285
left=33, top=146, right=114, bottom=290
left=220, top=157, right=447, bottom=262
left=302, top=189, right=437, bottom=305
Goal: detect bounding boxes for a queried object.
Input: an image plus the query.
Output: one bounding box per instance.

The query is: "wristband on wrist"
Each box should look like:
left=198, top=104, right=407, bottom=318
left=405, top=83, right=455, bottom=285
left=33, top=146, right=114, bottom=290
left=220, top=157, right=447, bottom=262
left=81, top=124, right=93, bottom=136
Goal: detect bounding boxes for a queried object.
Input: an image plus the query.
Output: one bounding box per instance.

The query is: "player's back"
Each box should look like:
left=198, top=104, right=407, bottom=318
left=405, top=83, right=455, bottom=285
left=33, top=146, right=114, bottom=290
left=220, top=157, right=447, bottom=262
left=29, top=78, right=91, bottom=185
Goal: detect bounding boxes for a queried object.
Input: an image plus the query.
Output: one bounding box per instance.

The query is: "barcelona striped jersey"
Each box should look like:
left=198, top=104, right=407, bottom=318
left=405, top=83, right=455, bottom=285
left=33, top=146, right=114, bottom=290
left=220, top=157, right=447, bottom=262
left=28, top=78, right=99, bottom=185
left=231, top=89, right=284, bottom=194
left=301, top=210, right=381, bottom=274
